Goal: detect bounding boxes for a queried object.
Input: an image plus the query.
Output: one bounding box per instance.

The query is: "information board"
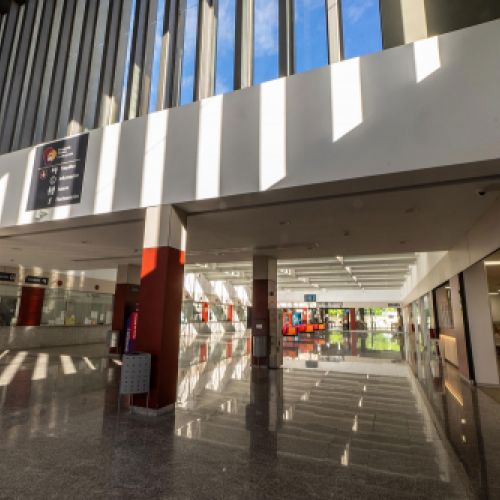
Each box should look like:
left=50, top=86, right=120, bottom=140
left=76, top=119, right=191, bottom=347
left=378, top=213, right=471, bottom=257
left=0, top=272, right=15, bottom=282
left=25, top=276, right=49, bottom=286
left=304, top=294, right=317, bottom=302
left=26, top=134, right=88, bottom=211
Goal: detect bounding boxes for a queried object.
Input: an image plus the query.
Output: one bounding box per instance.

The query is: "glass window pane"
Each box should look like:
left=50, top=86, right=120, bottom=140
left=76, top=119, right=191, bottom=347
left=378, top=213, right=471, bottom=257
left=180, top=0, right=199, bottom=105
left=253, top=0, right=279, bottom=85
left=149, top=0, right=167, bottom=112
left=120, top=0, right=137, bottom=121
left=341, top=0, right=382, bottom=59
left=294, top=0, right=328, bottom=73
left=215, top=0, right=236, bottom=95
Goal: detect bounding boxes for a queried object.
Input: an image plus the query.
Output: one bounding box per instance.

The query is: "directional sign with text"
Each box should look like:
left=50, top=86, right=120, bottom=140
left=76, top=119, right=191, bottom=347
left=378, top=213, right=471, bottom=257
left=27, top=134, right=88, bottom=211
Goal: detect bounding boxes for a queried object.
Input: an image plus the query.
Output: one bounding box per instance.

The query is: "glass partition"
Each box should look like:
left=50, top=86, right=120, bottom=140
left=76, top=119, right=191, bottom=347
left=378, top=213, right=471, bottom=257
left=41, top=289, right=113, bottom=326
left=0, top=284, right=21, bottom=326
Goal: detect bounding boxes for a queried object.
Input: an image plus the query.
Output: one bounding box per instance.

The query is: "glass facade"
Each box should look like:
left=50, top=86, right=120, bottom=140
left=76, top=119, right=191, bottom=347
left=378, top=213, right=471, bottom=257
left=341, top=0, right=382, bottom=59
left=180, top=0, right=200, bottom=105
left=294, top=0, right=328, bottom=73
left=253, top=0, right=279, bottom=85
left=215, top=0, right=236, bottom=95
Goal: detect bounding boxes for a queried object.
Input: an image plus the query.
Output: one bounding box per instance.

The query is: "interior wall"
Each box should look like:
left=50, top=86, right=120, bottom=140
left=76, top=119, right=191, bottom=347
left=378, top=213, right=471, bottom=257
left=1, top=19, right=500, bottom=230
left=402, top=196, right=500, bottom=305
left=490, top=295, right=500, bottom=322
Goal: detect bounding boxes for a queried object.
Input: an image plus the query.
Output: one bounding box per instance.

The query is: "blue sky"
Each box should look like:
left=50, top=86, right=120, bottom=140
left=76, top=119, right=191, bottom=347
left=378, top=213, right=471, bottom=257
left=147, top=0, right=382, bottom=109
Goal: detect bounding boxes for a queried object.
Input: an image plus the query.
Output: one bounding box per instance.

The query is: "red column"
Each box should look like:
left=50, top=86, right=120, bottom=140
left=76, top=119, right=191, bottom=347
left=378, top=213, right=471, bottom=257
left=134, top=205, right=186, bottom=412
left=17, top=287, right=45, bottom=326
left=135, top=246, right=184, bottom=410
left=252, top=256, right=279, bottom=368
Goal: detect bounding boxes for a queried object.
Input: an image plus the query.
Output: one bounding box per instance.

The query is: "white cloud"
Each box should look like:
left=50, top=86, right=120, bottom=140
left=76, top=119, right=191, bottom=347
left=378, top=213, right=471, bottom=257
left=254, top=1, right=279, bottom=56
left=344, top=0, right=375, bottom=24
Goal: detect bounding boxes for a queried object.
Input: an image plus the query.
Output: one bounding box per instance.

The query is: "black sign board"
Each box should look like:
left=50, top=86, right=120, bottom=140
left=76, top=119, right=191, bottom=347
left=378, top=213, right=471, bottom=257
left=0, top=272, right=16, bottom=282
left=25, top=276, right=49, bottom=286
left=27, top=134, right=89, bottom=211
left=388, top=303, right=401, bottom=308
left=304, top=294, right=317, bottom=302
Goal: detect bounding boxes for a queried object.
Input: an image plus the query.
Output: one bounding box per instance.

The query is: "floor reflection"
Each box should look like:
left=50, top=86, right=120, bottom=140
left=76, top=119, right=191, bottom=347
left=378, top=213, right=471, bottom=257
left=0, top=344, right=498, bottom=498
left=416, top=357, right=500, bottom=499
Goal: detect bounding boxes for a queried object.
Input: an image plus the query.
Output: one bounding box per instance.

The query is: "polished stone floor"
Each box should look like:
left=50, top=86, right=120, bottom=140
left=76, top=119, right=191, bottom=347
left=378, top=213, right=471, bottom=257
left=0, top=347, right=486, bottom=499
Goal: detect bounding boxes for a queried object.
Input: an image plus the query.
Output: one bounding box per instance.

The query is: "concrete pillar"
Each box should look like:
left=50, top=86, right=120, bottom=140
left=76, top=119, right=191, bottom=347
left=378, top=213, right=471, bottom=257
left=379, top=0, right=427, bottom=49
left=111, top=264, right=141, bottom=355
left=463, top=262, right=500, bottom=386
left=17, top=286, right=45, bottom=327
left=234, top=0, right=253, bottom=90
left=325, top=0, right=343, bottom=63
left=195, top=0, right=217, bottom=100
left=380, top=0, right=500, bottom=49
left=252, top=256, right=281, bottom=369
left=133, top=205, right=186, bottom=413
left=278, top=0, right=294, bottom=77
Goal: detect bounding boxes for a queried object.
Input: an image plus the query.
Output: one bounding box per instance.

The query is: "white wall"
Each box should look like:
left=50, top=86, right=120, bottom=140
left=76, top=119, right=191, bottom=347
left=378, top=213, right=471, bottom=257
left=402, top=196, right=500, bottom=304
left=1, top=19, right=500, bottom=229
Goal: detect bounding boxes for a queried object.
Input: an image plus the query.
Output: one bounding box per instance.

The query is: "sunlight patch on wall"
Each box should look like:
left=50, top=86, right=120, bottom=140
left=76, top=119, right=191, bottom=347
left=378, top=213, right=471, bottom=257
left=94, top=124, right=121, bottom=214
left=17, top=148, right=36, bottom=225
left=259, top=78, right=286, bottom=191
left=141, top=111, right=168, bottom=207
left=196, top=95, right=223, bottom=200
left=331, top=57, right=363, bottom=142
left=414, top=36, right=441, bottom=83
left=0, top=173, right=8, bottom=224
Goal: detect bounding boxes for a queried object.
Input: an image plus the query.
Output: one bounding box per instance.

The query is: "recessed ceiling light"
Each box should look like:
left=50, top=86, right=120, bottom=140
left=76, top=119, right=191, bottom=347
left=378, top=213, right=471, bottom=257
left=404, top=208, right=415, bottom=214
left=279, top=220, right=291, bottom=226
left=400, top=240, right=407, bottom=245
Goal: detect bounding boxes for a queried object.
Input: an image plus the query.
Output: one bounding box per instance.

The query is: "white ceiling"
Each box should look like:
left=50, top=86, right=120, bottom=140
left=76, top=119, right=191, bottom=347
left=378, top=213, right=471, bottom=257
left=0, top=179, right=497, bottom=295
left=186, top=253, right=417, bottom=292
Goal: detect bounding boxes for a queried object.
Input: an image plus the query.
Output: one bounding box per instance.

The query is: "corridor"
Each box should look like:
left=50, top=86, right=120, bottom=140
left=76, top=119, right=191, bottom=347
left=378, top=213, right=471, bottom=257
left=0, top=347, right=474, bottom=499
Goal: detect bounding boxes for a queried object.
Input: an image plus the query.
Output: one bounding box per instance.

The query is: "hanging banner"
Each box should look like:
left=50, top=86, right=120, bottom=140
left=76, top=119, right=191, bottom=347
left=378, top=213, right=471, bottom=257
left=26, top=133, right=89, bottom=211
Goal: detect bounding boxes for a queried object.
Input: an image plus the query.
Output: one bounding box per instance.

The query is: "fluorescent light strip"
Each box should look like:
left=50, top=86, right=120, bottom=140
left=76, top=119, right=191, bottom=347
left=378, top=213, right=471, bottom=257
left=83, top=357, right=96, bottom=370
left=0, top=351, right=28, bottom=386
left=0, top=349, right=10, bottom=361
left=60, top=355, right=76, bottom=375
left=32, top=353, right=49, bottom=381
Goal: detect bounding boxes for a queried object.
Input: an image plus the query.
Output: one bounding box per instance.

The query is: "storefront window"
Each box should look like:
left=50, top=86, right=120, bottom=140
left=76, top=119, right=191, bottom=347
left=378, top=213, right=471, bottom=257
left=294, top=0, right=328, bottom=74
left=0, top=284, right=20, bottom=326
left=41, top=289, right=113, bottom=326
